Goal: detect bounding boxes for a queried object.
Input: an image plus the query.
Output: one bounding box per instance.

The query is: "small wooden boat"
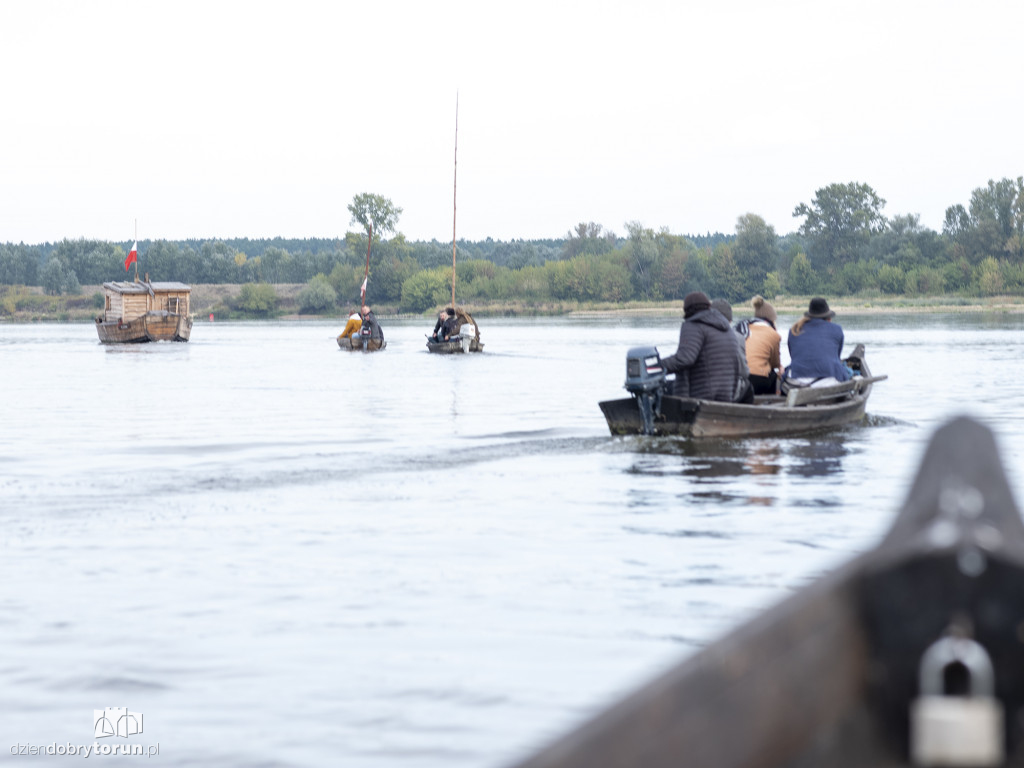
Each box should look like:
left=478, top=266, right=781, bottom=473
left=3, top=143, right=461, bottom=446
left=427, top=96, right=483, bottom=355
left=425, top=307, right=484, bottom=354
left=512, top=415, right=1024, bottom=767
left=337, top=334, right=386, bottom=352
left=345, top=216, right=386, bottom=352
left=95, top=280, right=193, bottom=343
left=599, top=344, right=884, bottom=438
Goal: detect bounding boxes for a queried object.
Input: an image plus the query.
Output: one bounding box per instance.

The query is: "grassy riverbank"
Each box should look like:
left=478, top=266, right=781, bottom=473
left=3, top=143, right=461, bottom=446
left=4, top=283, right=1024, bottom=323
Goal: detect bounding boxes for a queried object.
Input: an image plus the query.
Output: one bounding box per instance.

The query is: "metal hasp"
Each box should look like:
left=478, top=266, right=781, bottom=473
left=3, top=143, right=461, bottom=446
left=623, top=346, right=665, bottom=435
left=911, top=636, right=1004, bottom=766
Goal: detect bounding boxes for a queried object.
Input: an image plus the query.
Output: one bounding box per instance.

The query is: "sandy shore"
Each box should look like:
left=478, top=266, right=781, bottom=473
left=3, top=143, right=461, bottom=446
left=5, top=283, right=1024, bottom=322
left=566, top=296, right=1024, bottom=318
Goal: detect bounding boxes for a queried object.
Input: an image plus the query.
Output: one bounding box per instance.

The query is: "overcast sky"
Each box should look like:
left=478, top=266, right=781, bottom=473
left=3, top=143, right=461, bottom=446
left=1, top=0, right=1021, bottom=245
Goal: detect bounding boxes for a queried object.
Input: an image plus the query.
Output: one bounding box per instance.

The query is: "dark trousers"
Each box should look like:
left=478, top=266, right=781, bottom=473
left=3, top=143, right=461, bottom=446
left=749, top=371, right=777, bottom=396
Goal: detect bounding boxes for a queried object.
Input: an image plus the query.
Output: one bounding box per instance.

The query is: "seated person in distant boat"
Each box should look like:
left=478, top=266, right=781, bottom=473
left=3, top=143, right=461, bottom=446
left=339, top=309, right=362, bottom=339
left=430, top=310, right=446, bottom=341
left=783, top=297, right=852, bottom=389
left=431, top=308, right=459, bottom=342
left=742, top=295, right=782, bottom=395
left=360, top=305, right=384, bottom=341
left=710, top=297, right=753, bottom=401
left=660, top=291, right=751, bottom=403
left=441, top=308, right=459, bottom=340
left=710, top=298, right=733, bottom=323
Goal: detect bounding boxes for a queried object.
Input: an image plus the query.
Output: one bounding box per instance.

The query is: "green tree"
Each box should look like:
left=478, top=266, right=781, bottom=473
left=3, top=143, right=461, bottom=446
left=787, top=252, right=817, bottom=294
left=762, top=271, right=782, bottom=298
left=298, top=275, right=337, bottom=314
left=562, top=222, right=616, bottom=259
left=327, top=263, right=363, bottom=305
left=371, top=254, right=420, bottom=303
left=793, top=182, right=887, bottom=275
left=54, top=239, right=121, bottom=284
left=904, top=266, right=945, bottom=296
left=347, top=193, right=402, bottom=237
left=877, top=264, right=905, bottom=294
left=624, top=221, right=658, bottom=300
left=510, top=265, right=551, bottom=301
left=976, top=256, right=1004, bottom=295
left=834, top=260, right=874, bottom=294
left=0, top=243, right=39, bottom=285
left=944, top=177, right=1024, bottom=264
left=400, top=269, right=450, bottom=312
left=594, top=260, right=632, bottom=301
left=942, top=257, right=973, bottom=292
left=656, top=250, right=691, bottom=300
left=235, top=283, right=278, bottom=316
left=707, top=243, right=744, bottom=301
left=39, top=256, right=80, bottom=295
left=732, top=213, right=779, bottom=297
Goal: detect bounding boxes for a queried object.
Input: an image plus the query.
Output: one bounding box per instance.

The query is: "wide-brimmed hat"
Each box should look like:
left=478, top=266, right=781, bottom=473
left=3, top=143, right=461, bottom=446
left=752, top=295, right=776, bottom=324
left=683, top=291, right=711, bottom=318
left=804, top=297, right=835, bottom=319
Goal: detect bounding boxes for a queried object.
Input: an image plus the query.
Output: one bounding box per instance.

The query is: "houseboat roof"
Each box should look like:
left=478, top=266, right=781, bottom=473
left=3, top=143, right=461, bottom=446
left=102, top=281, right=191, bottom=294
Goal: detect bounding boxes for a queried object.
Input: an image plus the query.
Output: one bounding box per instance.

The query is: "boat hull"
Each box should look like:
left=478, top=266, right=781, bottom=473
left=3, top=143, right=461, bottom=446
left=601, top=345, right=875, bottom=438
left=426, top=336, right=483, bottom=354
left=599, top=391, right=869, bottom=437
left=338, top=335, right=386, bottom=351
left=95, top=312, right=192, bottom=344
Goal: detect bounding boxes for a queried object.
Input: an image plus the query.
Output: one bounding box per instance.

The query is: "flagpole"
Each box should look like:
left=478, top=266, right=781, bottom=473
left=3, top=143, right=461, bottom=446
left=134, top=219, right=139, bottom=282
left=451, top=93, right=458, bottom=309
left=362, top=221, right=372, bottom=306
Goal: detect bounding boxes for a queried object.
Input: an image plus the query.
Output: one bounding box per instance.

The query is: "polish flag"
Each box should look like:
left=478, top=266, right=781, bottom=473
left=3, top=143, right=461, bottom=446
left=360, top=276, right=367, bottom=303
left=124, top=241, right=138, bottom=271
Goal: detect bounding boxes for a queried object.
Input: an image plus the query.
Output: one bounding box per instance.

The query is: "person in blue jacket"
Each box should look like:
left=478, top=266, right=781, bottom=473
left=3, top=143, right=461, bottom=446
left=784, top=297, right=851, bottom=382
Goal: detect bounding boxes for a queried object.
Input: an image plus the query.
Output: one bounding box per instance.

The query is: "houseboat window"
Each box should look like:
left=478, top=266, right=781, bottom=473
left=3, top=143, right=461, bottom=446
left=168, top=297, right=179, bottom=313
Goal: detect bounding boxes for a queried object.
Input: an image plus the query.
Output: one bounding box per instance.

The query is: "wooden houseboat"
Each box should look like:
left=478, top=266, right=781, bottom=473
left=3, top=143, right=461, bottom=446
left=95, top=280, right=193, bottom=343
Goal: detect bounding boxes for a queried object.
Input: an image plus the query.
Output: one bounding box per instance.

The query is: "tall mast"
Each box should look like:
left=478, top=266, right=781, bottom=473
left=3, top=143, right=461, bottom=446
left=451, top=93, right=458, bottom=309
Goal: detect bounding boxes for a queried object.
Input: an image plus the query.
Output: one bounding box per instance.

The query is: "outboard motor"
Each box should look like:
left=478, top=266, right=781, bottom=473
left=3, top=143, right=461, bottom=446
left=624, top=346, right=666, bottom=435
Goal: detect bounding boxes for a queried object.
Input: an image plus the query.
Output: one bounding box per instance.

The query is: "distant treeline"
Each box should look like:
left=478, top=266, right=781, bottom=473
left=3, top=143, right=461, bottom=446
left=3, top=177, right=1023, bottom=314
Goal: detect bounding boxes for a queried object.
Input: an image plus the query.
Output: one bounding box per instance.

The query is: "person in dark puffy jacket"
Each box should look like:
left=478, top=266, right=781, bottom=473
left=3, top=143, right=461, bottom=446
left=661, top=291, right=751, bottom=402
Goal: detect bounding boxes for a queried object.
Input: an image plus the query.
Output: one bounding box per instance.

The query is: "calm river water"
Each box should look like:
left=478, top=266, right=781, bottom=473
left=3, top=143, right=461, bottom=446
left=3, top=312, right=1024, bottom=766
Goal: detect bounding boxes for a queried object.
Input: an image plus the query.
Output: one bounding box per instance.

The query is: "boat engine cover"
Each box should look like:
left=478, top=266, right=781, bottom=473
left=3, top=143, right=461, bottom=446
left=624, top=346, right=665, bottom=394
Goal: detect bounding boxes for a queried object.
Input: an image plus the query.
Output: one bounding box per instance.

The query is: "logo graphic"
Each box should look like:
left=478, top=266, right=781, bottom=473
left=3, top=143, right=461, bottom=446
left=93, top=708, right=143, bottom=738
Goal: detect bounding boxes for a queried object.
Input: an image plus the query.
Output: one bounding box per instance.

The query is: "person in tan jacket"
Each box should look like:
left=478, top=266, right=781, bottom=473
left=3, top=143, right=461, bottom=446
left=338, top=310, right=362, bottom=339
left=743, top=295, right=782, bottom=395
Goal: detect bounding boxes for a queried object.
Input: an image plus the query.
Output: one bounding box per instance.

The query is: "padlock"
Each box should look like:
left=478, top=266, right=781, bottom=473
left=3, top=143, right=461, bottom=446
left=910, top=636, right=1004, bottom=766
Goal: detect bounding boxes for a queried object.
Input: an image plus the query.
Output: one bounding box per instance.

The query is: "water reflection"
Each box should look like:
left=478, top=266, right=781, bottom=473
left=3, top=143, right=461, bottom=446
left=621, top=433, right=854, bottom=510
left=624, top=435, right=850, bottom=479
left=786, top=438, right=850, bottom=478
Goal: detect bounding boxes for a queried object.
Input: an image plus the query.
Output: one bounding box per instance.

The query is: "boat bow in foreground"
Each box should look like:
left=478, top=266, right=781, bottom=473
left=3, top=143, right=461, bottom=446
left=511, top=416, right=1024, bottom=767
